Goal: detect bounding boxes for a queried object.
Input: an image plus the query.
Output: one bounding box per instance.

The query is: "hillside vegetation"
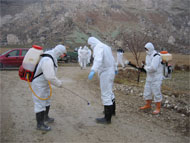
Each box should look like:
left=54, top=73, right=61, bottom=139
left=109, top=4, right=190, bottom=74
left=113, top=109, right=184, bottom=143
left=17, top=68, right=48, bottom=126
left=1, top=0, right=189, bottom=53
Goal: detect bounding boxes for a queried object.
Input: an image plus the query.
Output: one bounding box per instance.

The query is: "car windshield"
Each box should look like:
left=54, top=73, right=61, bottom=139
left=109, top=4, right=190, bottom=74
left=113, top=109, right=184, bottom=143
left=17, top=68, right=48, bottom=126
left=0, top=50, right=11, bottom=55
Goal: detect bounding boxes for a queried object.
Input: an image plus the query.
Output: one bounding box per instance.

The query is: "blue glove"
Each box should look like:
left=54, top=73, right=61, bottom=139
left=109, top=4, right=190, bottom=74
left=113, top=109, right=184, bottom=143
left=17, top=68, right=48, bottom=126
left=115, top=70, right=118, bottom=75
left=88, top=71, right=95, bottom=80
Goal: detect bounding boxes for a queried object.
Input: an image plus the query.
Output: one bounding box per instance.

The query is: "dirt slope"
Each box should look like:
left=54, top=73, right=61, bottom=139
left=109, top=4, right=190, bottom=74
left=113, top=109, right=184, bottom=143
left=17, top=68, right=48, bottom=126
left=0, top=66, right=189, bottom=143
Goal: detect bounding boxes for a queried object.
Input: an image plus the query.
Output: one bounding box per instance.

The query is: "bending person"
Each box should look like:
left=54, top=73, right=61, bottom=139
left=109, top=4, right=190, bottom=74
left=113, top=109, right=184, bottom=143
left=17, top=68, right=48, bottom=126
left=32, top=45, right=67, bottom=131
left=88, top=37, right=117, bottom=124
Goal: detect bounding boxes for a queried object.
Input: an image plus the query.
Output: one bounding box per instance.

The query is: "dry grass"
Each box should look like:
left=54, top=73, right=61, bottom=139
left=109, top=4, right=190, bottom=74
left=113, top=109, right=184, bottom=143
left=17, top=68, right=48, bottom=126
left=115, top=68, right=190, bottom=96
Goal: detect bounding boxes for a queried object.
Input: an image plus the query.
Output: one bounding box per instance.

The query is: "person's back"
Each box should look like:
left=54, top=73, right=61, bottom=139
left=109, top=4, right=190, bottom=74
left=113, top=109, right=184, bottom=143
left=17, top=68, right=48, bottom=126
left=92, top=42, right=116, bottom=73
left=88, top=37, right=117, bottom=124
left=102, top=44, right=115, bottom=69
left=33, top=51, right=57, bottom=85
left=80, top=47, right=89, bottom=57
left=79, top=47, right=89, bottom=69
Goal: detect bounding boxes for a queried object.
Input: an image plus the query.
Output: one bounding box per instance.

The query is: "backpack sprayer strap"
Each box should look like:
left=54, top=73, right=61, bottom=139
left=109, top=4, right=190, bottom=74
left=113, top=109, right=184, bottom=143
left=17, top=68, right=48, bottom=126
left=41, top=54, right=57, bottom=68
left=27, top=73, right=52, bottom=100
left=153, top=53, right=160, bottom=57
left=33, top=54, right=57, bottom=81
left=153, top=53, right=165, bottom=65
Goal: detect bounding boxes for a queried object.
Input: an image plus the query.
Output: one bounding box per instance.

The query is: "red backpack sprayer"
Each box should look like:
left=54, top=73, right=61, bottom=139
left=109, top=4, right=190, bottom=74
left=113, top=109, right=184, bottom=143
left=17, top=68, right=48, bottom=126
left=19, top=45, right=90, bottom=105
left=18, top=45, right=53, bottom=100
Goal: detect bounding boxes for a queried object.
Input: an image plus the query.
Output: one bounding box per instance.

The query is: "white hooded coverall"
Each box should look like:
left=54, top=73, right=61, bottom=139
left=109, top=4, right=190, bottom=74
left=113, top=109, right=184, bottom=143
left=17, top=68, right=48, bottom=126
left=78, top=46, right=82, bottom=66
left=144, top=42, right=163, bottom=102
left=117, top=50, right=125, bottom=68
left=88, top=37, right=117, bottom=106
left=79, top=46, right=89, bottom=69
left=87, top=47, right=92, bottom=64
left=32, top=45, right=66, bottom=113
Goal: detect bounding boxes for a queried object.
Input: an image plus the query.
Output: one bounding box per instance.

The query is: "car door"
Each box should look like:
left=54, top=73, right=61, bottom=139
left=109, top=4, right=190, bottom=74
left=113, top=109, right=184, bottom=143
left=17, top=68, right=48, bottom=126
left=5, top=49, right=20, bottom=67
left=17, top=49, right=28, bottom=66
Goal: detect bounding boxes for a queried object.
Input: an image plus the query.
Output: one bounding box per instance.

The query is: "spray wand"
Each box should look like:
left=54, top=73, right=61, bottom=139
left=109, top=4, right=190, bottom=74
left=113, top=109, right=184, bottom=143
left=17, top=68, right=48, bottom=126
left=63, top=87, right=90, bottom=105
left=124, top=60, right=146, bottom=73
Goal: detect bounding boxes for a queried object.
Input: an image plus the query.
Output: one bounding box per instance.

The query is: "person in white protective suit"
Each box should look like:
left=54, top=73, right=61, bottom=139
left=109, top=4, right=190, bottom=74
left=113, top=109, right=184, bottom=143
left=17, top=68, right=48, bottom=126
left=78, top=46, right=82, bottom=67
left=79, top=46, right=89, bottom=69
left=140, top=42, right=163, bottom=114
left=32, top=45, right=67, bottom=131
left=88, top=37, right=118, bottom=124
left=87, top=46, right=92, bottom=65
left=116, top=48, right=125, bottom=68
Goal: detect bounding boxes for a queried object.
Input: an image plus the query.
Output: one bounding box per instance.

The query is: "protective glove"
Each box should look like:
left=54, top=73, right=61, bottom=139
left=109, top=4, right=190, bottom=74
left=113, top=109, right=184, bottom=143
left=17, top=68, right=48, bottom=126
left=144, top=65, right=148, bottom=72
left=138, top=66, right=146, bottom=73
left=115, top=70, right=118, bottom=75
left=88, top=70, right=95, bottom=80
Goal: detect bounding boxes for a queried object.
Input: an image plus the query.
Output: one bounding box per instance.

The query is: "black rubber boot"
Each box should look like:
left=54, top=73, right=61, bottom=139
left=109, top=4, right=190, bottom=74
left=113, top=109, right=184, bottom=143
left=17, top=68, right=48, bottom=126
left=103, top=99, right=116, bottom=116
left=112, top=99, right=116, bottom=116
left=44, top=106, right=54, bottom=123
left=36, top=111, right=51, bottom=131
left=96, top=105, right=112, bottom=124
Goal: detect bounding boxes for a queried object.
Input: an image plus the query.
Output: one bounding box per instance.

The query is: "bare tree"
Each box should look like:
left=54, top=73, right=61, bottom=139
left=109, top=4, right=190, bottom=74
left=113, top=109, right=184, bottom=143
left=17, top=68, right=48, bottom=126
left=121, top=31, right=149, bottom=82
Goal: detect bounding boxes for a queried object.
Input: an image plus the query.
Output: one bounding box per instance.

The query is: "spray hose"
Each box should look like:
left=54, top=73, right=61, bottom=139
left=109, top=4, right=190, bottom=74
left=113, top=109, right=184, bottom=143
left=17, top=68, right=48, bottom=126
left=27, top=73, right=52, bottom=100
left=62, top=87, right=90, bottom=105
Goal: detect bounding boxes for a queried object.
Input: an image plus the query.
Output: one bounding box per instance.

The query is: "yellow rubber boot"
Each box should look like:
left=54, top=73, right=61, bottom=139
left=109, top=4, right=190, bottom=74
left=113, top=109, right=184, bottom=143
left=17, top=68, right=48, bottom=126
left=140, top=100, right=152, bottom=110
left=153, top=102, right=161, bottom=114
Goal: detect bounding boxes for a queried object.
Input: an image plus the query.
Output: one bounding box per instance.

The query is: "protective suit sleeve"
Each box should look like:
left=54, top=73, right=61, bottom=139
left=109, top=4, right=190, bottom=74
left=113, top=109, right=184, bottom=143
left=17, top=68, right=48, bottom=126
left=41, top=59, right=63, bottom=88
left=91, top=46, right=103, bottom=72
left=145, top=56, right=161, bottom=73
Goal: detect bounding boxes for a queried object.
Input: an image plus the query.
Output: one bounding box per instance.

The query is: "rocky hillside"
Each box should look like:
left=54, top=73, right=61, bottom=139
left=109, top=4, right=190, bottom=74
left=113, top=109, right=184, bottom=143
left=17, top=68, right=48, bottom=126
left=0, top=0, right=189, bottom=53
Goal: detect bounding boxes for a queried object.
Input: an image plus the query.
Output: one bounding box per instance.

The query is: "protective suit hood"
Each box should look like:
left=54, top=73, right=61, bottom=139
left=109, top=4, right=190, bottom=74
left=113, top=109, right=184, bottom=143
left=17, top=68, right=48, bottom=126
left=145, top=42, right=154, bottom=55
left=84, top=45, right=88, bottom=50
left=88, top=37, right=101, bottom=50
left=52, top=45, right=67, bottom=59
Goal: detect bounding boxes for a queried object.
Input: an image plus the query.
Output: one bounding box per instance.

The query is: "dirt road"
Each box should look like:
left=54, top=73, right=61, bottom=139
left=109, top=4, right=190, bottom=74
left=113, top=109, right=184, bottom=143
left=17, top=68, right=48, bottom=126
left=0, top=66, right=189, bottom=143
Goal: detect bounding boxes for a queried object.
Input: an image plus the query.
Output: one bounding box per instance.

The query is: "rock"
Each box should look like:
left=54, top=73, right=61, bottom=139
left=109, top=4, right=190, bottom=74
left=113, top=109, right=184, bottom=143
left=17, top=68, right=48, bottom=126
left=7, top=34, right=20, bottom=44
left=168, top=35, right=175, bottom=45
left=165, top=100, right=169, bottom=104
left=166, top=104, right=171, bottom=108
left=171, top=95, right=175, bottom=98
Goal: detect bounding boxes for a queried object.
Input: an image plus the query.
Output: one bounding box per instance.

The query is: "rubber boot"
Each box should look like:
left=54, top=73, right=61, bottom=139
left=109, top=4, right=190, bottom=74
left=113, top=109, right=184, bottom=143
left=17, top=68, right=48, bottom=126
left=103, top=99, right=116, bottom=116
left=96, top=105, right=112, bottom=124
left=44, top=106, right=54, bottom=123
left=153, top=102, right=161, bottom=114
left=112, top=99, right=116, bottom=116
left=36, top=111, right=51, bottom=131
left=140, top=100, right=152, bottom=110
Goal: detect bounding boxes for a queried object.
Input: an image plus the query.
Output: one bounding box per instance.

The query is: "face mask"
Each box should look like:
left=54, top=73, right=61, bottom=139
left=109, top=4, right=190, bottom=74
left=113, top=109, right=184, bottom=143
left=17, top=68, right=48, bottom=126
left=146, top=50, right=151, bottom=55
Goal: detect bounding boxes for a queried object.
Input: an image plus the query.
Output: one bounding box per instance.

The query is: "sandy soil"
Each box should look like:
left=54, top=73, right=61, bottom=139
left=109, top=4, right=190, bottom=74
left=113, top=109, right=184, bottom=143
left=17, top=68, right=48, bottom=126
left=0, top=66, right=189, bottom=143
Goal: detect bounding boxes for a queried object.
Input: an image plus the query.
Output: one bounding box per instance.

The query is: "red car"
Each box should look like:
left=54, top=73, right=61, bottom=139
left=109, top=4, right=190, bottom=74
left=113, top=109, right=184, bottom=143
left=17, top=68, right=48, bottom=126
left=0, top=48, right=28, bottom=69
